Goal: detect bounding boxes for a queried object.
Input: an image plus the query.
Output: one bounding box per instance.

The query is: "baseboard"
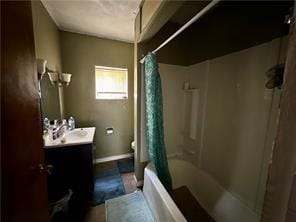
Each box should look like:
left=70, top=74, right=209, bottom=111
left=94, top=153, right=134, bottom=164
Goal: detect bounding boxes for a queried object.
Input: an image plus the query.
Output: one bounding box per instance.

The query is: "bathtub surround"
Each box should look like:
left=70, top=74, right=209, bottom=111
left=145, top=53, right=172, bottom=191
left=60, top=31, right=134, bottom=159
left=135, top=0, right=291, bottom=179
left=169, top=159, right=260, bottom=222
left=158, top=64, right=191, bottom=157
left=201, top=37, right=287, bottom=213
left=170, top=186, right=214, bottom=222
left=188, top=89, right=199, bottom=140
left=143, top=162, right=186, bottom=221
left=158, top=37, right=287, bottom=221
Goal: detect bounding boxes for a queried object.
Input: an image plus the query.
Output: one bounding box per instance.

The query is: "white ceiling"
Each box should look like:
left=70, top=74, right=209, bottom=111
left=42, top=0, right=142, bottom=43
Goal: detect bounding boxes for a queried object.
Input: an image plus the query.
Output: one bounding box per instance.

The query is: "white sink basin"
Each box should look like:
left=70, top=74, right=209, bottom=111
left=44, top=127, right=96, bottom=148
left=68, top=128, right=88, bottom=138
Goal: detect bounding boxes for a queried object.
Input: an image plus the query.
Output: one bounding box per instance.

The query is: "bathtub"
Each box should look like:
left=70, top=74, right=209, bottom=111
left=143, top=159, right=260, bottom=222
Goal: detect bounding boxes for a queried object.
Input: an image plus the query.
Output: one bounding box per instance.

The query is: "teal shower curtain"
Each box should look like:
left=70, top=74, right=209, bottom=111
left=144, top=52, right=172, bottom=191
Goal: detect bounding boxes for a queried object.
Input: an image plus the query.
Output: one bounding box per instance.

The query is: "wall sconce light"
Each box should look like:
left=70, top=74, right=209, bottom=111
left=47, top=71, right=72, bottom=87
left=37, top=59, right=47, bottom=80
left=62, top=73, right=72, bottom=86
left=47, top=71, right=59, bottom=84
left=37, top=58, right=72, bottom=87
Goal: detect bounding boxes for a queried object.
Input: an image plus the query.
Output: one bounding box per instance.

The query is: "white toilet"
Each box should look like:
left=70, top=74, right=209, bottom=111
left=131, top=141, right=135, bottom=150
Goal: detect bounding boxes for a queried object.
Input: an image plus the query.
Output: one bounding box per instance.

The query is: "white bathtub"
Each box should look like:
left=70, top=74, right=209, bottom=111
left=143, top=159, right=260, bottom=222
left=143, top=161, right=186, bottom=222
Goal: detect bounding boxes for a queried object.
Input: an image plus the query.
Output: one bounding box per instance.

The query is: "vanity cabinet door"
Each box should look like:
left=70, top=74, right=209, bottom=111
left=45, top=144, right=94, bottom=220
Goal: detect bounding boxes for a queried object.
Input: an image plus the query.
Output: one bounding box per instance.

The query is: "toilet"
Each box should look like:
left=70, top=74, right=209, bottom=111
left=131, top=141, right=135, bottom=150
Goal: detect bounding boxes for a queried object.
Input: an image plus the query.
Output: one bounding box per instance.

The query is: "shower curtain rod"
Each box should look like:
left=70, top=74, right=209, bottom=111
left=140, top=0, right=221, bottom=64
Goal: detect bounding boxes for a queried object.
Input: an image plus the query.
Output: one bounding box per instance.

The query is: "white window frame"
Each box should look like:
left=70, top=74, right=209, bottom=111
left=95, top=65, right=128, bottom=100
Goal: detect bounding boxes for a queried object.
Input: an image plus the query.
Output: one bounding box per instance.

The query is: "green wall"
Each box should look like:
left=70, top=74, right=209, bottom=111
left=32, top=3, right=134, bottom=159
left=31, top=0, right=62, bottom=120
left=60, top=31, right=134, bottom=159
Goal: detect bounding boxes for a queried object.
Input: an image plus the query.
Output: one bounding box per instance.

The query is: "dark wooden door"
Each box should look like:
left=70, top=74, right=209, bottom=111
left=1, top=1, right=49, bottom=222
left=261, top=1, right=296, bottom=222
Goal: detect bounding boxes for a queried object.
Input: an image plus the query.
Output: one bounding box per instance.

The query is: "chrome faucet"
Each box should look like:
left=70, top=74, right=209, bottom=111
left=53, top=120, right=68, bottom=139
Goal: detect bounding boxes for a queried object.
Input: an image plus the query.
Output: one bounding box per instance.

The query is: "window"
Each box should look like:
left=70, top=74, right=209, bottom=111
left=95, top=66, right=128, bottom=100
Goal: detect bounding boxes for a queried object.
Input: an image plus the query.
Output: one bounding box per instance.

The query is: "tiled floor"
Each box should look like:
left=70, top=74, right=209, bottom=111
left=84, top=159, right=138, bottom=222
left=84, top=204, right=106, bottom=222
left=121, top=172, right=138, bottom=194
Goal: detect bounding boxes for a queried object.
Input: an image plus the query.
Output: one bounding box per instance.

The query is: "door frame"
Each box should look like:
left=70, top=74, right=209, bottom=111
left=261, top=2, right=296, bottom=221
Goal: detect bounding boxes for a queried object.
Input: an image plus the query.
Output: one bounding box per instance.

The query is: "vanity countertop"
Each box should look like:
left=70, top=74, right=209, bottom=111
left=44, top=127, right=96, bottom=148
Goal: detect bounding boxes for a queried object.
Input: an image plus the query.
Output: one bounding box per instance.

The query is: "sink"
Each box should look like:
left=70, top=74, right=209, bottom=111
left=44, top=127, right=96, bottom=148
left=68, top=128, right=88, bottom=138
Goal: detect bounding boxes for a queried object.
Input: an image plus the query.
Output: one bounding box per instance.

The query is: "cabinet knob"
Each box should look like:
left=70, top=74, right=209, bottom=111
left=37, top=164, right=54, bottom=175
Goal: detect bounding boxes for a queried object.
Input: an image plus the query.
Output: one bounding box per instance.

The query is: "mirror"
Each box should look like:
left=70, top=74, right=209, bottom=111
left=39, top=72, right=61, bottom=121
left=37, top=58, right=71, bottom=123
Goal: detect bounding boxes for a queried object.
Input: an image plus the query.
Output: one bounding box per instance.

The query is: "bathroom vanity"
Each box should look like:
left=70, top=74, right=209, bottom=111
left=44, top=127, right=96, bottom=221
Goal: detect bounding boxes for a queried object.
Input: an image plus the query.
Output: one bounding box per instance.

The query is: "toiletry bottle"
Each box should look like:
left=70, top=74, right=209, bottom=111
left=43, top=117, right=50, bottom=132
left=68, top=116, right=75, bottom=130
left=71, top=117, right=75, bottom=130
left=68, top=118, right=72, bottom=130
left=48, top=120, right=55, bottom=141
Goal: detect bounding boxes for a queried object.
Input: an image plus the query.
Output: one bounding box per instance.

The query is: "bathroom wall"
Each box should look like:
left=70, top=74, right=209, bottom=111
left=144, top=1, right=291, bottom=67
left=60, top=31, right=134, bottom=158
left=31, top=0, right=62, bottom=120
left=159, top=37, right=287, bottom=214
left=144, top=22, right=187, bottom=66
